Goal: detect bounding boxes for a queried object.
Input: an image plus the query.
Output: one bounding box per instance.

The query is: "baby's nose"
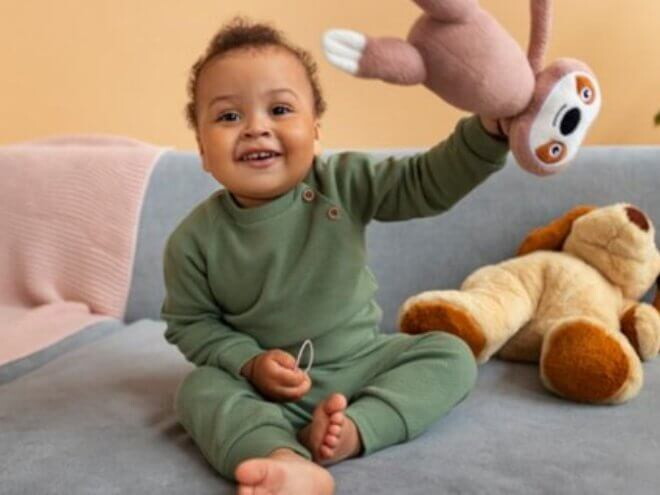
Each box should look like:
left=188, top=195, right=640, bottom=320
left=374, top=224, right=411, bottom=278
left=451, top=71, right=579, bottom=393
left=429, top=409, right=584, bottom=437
left=242, top=127, right=271, bottom=139
left=242, top=114, right=272, bottom=138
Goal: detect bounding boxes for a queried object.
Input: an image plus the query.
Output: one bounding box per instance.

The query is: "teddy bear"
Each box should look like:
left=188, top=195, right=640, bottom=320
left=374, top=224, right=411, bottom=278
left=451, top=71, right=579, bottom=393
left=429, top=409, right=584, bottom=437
left=397, top=203, right=660, bottom=404
left=322, top=0, right=601, bottom=175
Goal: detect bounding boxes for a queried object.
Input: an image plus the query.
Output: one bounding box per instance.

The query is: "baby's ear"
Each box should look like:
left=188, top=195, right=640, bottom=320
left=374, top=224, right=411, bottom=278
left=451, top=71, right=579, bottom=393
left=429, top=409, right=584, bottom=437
left=313, top=121, right=323, bottom=156
left=196, top=134, right=204, bottom=156
left=517, top=205, right=597, bottom=256
left=195, top=135, right=210, bottom=171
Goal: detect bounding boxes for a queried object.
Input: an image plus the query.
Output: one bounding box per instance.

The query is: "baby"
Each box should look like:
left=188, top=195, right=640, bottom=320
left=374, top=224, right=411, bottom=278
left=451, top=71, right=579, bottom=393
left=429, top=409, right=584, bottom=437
left=162, top=17, right=509, bottom=495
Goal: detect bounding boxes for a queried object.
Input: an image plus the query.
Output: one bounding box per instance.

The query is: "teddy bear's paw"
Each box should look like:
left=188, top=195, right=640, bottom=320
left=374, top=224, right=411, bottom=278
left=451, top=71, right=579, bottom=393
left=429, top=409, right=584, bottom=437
left=322, top=29, right=367, bottom=75
left=398, top=293, right=487, bottom=360
left=541, top=319, right=642, bottom=404
left=621, top=304, right=660, bottom=361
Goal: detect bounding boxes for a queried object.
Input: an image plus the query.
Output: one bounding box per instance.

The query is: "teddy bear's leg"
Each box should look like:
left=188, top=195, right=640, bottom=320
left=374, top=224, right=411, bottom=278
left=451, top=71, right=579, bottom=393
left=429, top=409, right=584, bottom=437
left=540, top=317, right=643, bottom=404
left=621, top=302, right=660, bottom=360
left=399, top=264, right=538, bottom=363
left=399, top=286, right=533, bottom=364
left=398, top=290, right=488, bottom=361
left=323, top=29, right=426, bottom=85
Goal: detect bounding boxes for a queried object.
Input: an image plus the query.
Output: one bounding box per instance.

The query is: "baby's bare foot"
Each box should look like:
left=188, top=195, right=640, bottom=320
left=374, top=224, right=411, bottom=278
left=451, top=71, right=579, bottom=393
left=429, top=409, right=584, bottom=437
left=298, top=393, right=362, bottom=465
left=235, top=448, right=334, bottom=495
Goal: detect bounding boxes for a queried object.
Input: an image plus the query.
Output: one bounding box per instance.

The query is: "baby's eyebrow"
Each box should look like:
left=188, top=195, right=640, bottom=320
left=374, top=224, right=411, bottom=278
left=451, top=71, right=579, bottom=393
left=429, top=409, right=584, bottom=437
left=208, top=94, right=238, bottom=108
left=208, top=88, right=298, bottom=108
left=267, top=88, right=299, bottom=100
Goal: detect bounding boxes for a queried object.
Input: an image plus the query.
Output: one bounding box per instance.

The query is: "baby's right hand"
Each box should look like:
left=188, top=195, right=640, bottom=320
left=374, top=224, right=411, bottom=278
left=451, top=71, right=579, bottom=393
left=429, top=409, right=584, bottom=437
left=241, top=349, right=311, bottom=402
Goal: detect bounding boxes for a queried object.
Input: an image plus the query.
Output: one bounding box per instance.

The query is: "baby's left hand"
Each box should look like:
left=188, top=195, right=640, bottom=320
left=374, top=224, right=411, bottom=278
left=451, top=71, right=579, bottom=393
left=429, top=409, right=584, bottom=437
left=243, top=349, right=312, bottom=402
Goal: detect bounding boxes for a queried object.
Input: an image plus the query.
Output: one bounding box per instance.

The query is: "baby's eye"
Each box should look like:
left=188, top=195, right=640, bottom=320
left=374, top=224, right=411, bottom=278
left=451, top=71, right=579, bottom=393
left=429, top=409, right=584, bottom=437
left=217, top=111, right=240, bottom=122
left=272, top=105, right=292, bottom=116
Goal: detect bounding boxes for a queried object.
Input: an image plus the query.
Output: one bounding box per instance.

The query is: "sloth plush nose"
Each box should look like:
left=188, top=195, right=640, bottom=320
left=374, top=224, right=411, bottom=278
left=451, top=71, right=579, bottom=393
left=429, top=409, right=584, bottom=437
left=626, top=206, right=650, bottom=232
left=560, top=107, right=581, bottom=136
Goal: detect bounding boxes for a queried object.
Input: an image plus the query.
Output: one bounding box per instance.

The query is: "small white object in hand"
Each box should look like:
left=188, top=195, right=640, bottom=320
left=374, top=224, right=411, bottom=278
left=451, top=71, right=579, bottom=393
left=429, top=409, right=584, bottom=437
left=295, top=339, right=314, bottom=374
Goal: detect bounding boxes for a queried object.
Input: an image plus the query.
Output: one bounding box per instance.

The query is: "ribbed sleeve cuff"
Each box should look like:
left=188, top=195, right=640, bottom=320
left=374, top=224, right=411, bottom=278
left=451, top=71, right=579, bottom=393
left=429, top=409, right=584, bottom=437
left=217, top=341, right=263, bottom=380
left=460, top=115, right=510, bottom=167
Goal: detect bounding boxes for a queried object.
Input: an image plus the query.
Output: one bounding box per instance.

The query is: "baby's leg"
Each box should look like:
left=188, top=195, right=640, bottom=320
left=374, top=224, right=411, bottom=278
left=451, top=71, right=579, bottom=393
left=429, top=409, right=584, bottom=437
left=345, top=332, right=477, bottom=455
left=174, top=366, right=313, bottom=483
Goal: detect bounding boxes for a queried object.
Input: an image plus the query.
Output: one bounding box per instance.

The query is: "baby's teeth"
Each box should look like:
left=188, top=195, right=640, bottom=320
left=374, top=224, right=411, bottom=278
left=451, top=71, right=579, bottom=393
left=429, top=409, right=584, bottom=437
left=244, top=151, right=275, bottom=160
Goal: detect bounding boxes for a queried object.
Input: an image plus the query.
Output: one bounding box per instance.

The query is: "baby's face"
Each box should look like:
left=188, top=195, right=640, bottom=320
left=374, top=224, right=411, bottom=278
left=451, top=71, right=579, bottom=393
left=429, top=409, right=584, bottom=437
left=195, top=46, right=321, bottom=208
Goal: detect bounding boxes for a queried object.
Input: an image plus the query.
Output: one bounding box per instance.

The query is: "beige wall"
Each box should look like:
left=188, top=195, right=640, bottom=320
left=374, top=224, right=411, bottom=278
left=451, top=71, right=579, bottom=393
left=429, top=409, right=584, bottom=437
left=2, top=0, right=659, bottom=149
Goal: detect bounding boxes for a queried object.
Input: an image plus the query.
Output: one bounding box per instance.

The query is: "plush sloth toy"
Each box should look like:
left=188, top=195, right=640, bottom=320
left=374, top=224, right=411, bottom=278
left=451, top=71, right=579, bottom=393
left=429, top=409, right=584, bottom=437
left=398, top=204, right=660, bottom=405
left=323, top=0, right=601, bottom=176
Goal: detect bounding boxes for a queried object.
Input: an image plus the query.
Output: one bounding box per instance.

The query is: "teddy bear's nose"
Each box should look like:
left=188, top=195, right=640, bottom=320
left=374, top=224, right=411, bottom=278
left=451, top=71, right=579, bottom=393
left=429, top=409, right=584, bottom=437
left=625, top=206, right=650, bottom=232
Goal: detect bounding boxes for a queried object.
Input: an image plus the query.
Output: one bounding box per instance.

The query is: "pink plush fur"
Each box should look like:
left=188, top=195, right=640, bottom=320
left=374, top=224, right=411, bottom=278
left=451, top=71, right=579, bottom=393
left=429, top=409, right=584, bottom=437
left=507, top=58, right=596, bottom=175
left=357, top=1, right=535, bottom=118
left=324, top=0, right=601, bottom=176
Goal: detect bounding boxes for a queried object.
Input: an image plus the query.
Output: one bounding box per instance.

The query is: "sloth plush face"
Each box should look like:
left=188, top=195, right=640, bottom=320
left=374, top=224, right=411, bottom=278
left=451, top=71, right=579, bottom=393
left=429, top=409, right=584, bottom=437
left=528, top=69, right=601, bottom=170
left=507, top=59, right=602, bottom=176
left=563, top=204, right=660, bottom=299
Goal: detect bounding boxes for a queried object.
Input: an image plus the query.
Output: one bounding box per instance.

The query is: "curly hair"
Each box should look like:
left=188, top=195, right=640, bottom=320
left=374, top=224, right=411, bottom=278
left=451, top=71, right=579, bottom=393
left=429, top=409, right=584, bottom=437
left=185, top=17, right=327, bottom=131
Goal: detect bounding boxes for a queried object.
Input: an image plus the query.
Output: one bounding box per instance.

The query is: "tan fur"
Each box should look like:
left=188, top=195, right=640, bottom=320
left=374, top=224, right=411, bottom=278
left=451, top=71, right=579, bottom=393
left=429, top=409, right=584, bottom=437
left=517, top=204, right=596, bottom=255
left=398, top=203, right=660, bottom=404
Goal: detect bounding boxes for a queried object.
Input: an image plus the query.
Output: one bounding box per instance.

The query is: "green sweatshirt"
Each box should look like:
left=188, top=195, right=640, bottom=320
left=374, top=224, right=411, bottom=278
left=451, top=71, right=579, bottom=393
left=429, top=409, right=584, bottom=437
left=161, top=116, right=509, bottom=379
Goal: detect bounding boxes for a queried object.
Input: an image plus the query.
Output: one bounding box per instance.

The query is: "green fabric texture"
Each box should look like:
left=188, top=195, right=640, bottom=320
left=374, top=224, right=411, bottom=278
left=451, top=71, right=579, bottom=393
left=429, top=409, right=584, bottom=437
left=161, top=116, right=508, bottom=378
left=161, top=115, right=508, bottom=478
left=175, top=331, right=478, bottom=479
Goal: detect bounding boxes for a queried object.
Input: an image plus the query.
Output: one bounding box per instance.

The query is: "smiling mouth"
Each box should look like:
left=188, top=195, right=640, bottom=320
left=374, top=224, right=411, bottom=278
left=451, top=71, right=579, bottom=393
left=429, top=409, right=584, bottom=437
left=237, top=153, right=283, bottom=169
left=238, top=151, right=282, bottom=162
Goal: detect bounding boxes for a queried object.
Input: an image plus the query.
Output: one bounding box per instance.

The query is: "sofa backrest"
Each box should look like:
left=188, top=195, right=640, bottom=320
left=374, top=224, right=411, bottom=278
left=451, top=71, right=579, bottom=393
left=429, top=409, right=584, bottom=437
left=125, top=146, right=660, bottom=330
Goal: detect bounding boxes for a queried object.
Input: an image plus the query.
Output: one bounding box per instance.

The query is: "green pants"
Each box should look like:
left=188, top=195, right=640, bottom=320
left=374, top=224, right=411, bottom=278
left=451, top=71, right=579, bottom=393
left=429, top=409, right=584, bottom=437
left=174, top=331, right=477, bottom=480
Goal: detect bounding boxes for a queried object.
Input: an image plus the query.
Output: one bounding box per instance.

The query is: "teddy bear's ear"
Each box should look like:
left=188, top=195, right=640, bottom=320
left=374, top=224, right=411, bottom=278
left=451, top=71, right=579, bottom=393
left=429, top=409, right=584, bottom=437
left=517, top=205, right=598, bottom=256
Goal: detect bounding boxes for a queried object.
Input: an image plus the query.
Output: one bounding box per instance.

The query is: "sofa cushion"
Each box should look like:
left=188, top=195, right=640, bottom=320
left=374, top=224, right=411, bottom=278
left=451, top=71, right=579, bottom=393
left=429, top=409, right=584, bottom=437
left=2, top=319, right=658, bottom=494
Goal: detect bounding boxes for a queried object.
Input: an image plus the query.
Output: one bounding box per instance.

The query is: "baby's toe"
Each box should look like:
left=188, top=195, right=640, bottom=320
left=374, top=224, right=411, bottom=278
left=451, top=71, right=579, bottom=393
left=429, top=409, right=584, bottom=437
left=324, top=434, right=340, bottom=448
left=328, top=424, right=342, bottom=436
left=320, top=445, right=335, bottom=459
left=323, top=394, right=347, bottom=415
left=329, top=411, right=344, bottom=425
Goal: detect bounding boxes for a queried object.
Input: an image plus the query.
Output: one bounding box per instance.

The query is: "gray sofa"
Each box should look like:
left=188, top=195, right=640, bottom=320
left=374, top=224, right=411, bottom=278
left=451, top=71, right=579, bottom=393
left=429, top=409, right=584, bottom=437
left=2, top=145, right=659, bottom=494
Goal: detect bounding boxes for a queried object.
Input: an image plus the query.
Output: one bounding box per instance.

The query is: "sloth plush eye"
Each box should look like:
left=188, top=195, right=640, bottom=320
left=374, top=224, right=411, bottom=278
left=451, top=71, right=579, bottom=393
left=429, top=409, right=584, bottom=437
left=576, top=76, right=596, bottom=104
left=535, top=140, right=566, bottom=164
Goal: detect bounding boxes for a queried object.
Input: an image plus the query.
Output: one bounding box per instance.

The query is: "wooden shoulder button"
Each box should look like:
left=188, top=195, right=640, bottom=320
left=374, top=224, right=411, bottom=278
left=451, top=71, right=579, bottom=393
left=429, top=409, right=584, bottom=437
left=327, top=206, right=340, bottom=220
left=302, top=189, right=316, bottom=202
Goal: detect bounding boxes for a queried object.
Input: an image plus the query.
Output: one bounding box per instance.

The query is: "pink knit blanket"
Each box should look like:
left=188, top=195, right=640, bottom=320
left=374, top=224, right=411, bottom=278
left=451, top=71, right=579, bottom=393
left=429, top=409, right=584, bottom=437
left=0, top=134, right=169, bottom=366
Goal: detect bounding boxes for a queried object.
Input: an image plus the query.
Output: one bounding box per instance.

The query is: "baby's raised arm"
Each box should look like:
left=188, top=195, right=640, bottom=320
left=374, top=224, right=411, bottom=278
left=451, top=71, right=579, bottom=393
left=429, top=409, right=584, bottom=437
left=324, top=115, right=509, bottom=225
